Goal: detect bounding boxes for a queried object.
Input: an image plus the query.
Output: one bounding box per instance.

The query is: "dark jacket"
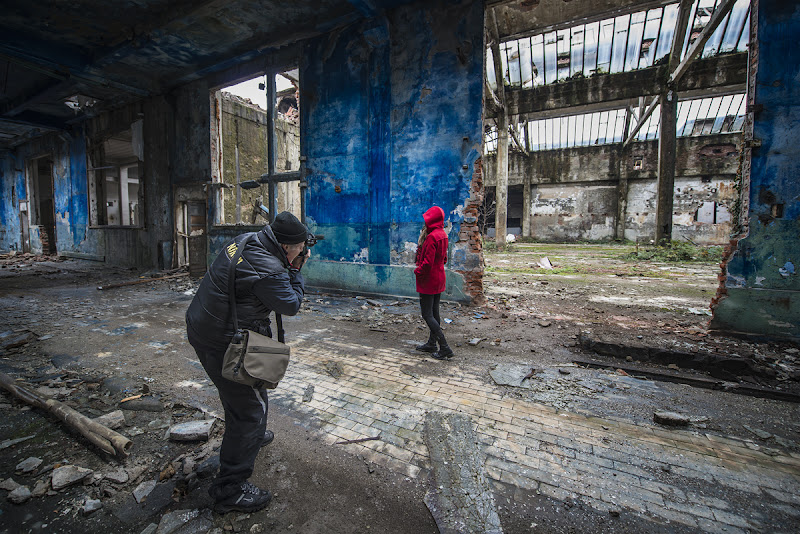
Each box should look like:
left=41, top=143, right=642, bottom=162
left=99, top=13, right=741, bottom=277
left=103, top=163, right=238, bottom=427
left=186, top=225, right=304, bottom=352
left=414, top=206, right=448, bottom=294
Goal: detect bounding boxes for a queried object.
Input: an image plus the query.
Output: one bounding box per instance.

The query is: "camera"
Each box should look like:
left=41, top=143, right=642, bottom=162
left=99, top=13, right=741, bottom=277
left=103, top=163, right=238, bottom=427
left=303, top=232, right=324, bottom=256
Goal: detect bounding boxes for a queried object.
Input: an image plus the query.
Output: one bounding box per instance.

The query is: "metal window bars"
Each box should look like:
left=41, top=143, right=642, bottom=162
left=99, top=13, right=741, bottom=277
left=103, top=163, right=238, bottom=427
left=486, top=0, right=750, bottom=90
left=484, top=94, right=746, bottom=154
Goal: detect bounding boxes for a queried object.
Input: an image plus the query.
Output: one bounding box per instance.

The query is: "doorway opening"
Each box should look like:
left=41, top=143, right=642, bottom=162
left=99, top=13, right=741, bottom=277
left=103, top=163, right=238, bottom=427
left=28, top=155, right=56, bottom=254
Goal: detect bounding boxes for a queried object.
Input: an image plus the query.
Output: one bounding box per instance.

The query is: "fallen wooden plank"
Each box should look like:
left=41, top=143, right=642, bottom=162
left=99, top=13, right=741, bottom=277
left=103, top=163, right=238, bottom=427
left=0, top=372, right=132, bottom=458
left=97, top=272, right=188, bottom=290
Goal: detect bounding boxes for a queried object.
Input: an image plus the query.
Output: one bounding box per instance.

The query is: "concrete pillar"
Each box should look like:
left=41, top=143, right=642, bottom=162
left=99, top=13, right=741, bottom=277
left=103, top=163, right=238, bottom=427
left=494, top=108, right=508, bottom=246
left=489, top=21, right=508, bottom=248
left=615, top=177, right=628, bottom=241
left=522, top=176, right=531, bottom=238
left=656, top=90, right=677, bottom=244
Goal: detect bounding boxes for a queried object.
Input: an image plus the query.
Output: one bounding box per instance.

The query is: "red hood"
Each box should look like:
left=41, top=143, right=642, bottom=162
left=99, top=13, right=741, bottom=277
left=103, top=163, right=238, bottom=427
left=423, top=206, right=445, bottom=231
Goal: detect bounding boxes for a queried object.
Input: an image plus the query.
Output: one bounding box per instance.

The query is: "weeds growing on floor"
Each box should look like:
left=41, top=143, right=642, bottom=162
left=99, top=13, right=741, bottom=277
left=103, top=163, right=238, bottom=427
left=624, top=241, right=723, bottom=263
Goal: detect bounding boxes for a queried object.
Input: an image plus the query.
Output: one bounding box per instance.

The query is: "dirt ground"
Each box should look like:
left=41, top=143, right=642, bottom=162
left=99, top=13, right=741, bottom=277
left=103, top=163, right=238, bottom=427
left=0, top=244, right=797, bottom=533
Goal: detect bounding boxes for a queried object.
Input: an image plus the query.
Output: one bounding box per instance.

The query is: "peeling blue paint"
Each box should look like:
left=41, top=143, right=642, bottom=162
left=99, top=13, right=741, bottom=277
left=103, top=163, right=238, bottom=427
left=0, top=127, right=97, bottom=255
left=302, top=0, right=483, bottom=296
left=712, top=0, right=800, bottom=338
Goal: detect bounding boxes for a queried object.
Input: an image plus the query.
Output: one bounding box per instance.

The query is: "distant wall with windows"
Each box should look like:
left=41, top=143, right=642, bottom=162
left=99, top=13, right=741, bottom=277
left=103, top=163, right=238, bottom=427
left=216, top=92, right=300, bottom=225
left=484, top=133, right=740, bottom=245
left=0, top=96, right=174, bottom=268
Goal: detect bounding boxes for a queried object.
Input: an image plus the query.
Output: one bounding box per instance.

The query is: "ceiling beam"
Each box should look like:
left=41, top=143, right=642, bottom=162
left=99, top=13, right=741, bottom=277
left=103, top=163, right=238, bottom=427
left=0, top=49, right=151, bottom=97
left=670, top=0, right=737, bottom=85
left=489, top=53, right=746, bottom=119
left=493, top=0, right=675, bottom=43
left=623, top=96, right=659, bottom=147
left=1, top=80, right=72, bottom=118
left=667, top=0, right=695, bottom=75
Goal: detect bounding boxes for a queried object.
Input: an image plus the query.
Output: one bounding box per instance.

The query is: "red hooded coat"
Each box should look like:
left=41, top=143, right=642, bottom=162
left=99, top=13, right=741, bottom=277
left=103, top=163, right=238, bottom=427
left=414, top=206, right=448, bottom=294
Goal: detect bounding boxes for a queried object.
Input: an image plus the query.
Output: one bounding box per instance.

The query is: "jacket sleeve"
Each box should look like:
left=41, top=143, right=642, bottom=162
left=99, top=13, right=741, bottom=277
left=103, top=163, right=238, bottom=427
left=414, top=238, right=436, bottom=276
left=251, top=270, right=305, bottom=316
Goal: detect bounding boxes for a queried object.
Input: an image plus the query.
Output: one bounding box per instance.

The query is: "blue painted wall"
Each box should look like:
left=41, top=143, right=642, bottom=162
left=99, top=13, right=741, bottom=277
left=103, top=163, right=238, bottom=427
left=0, top=128, right=101, bottom=255
left=301, top=0, right=483, bottom=299
left=712, top=0, right=800, bottom=337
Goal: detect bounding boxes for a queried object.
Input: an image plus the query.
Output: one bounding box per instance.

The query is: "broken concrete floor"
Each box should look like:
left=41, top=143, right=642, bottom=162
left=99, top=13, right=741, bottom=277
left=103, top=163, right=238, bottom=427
left=0, top=247, right=798, bottom=533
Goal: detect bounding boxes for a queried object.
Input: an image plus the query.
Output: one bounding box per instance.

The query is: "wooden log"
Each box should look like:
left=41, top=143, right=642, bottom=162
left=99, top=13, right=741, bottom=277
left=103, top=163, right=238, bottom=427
left=97, top=272, right=188, bottom=290
left=0, top=372, right=132, bottom=458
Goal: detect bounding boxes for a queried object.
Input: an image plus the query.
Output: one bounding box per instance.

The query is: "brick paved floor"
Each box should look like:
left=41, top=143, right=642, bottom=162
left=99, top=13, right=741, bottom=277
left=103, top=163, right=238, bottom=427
left=272, top=337, right=800, bottom=533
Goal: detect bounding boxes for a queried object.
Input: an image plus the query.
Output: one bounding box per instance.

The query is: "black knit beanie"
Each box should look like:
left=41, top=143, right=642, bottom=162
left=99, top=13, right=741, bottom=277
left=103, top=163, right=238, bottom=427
left=271, top=211, right=307, bottom=244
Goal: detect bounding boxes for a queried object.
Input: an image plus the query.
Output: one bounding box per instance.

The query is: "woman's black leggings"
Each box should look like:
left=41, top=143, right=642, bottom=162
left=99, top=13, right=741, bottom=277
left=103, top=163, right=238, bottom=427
left=419, top=293, right=446, bottom=344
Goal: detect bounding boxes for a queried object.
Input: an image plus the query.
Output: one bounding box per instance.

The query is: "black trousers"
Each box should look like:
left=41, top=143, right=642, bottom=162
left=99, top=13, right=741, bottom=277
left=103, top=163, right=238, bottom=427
left=419, top=292, right=446, bottom=344
left=194, top=346, right=268, bottom=499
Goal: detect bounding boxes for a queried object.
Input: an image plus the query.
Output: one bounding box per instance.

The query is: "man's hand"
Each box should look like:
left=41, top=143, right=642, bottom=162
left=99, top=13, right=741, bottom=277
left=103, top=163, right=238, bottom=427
left=291, top=249, right=311, bottom=270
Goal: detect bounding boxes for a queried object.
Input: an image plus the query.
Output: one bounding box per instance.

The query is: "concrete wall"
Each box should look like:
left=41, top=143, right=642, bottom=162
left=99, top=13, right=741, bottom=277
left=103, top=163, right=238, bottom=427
left=0, top=127, right=99, bottom=256
left=1, top=0, right=486, bottom=302
left=217, top=93, right=300, bottom=224
left=712, top=0, right=800, bottom=339
left=300, top=0, right=484, bottom=301
left=0, top=95, right=177, bottom=268
left=485, top=134, right=740, bottom=245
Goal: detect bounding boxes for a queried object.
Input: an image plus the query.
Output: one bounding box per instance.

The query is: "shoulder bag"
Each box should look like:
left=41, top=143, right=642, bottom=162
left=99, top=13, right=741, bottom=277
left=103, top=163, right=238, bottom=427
left=221, top=233, right=291, bottom=389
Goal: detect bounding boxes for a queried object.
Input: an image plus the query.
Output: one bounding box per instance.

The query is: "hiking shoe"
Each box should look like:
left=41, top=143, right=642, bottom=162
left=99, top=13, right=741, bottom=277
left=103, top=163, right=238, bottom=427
left=432, top=347, right=454, bottom=360
left=415, top=341, right=438, bottom=353
left=213, top=481, right=272, bottom=514
left=261, top=429, right=274, bottom=447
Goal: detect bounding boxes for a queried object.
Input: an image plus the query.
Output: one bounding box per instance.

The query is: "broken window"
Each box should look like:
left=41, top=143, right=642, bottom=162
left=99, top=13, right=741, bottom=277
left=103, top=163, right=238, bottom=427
left=695, top=201, right=731, bottom=223
left=485, top=93, right=745, bottom=154
left=211, top=68, right=301, bottom=226
left=633, top=93, right=746, bottom=142
left=488, top=0, right=751, bottom=90
left=87, top=123, right=143, bottom=227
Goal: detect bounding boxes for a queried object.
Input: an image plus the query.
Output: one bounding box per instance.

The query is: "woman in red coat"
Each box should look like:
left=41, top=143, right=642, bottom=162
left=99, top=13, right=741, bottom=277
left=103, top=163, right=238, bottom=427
left=414, top=206, right=454, bottom=360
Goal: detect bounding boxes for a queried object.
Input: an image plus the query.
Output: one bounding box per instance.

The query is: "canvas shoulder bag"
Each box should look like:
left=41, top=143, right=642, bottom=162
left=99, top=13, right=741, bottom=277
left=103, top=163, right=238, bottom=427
left=221, top=234, right=291, bottom=389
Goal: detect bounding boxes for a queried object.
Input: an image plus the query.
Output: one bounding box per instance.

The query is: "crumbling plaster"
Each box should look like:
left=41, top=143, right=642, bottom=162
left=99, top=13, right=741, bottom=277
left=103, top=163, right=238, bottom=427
left=485, top=133, right=740, bottom=245
left=300, top=0, right=484, bottom=301
left=712, top=0, right=800, bottom=338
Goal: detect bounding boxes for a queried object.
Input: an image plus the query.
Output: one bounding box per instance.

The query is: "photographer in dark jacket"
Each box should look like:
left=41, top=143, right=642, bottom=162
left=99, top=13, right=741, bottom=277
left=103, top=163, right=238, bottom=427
left=186, top=211, right=309, bottom=513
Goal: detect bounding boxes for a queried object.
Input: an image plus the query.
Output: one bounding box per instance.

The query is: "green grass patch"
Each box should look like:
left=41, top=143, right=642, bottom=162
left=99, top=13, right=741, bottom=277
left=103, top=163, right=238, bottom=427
left=623, top=241, right=723, bottom=263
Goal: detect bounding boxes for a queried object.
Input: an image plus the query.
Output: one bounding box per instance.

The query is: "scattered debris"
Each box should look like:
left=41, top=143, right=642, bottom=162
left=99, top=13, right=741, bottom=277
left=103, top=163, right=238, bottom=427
left=51, top=465, right=94, bottom=491
left=468, top=338, right=483, bottom=346
left=0, top=372, right=132, bottom=458
left=302, top=385, right=315, bottom=402
left=96, top=272, right=188, bottom=291
left=322, top=361, right=344, bottom=379
left=0, top=478, right=21, bottom=491
left=93, top=410, right=126, bottom=429
left=15, top=457, right=42, bottom=474
left=8, top=485, right=32, bottom=504
left=743, top=425, right=773, bottom=440
left=82, top=498, right=103, bottom=515
left=0, top=329, right=36, bottom=350
left=133, top=479, right=157, bottom=503
left=521, top=367, right=541, bottom=384
left=168, top=420, right=215, bottom=442
left=335, top=436, right=381, bottom=446
left=537, top=257, right=553, bottom=269
left=653, top=412, right=690, bottom=427
left=423, top=412, right=503, bottom=534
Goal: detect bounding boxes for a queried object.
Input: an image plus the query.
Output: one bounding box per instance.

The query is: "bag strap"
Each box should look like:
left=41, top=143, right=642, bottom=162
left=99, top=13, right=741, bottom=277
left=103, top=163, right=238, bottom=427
left=226, top=233, right=255, bottom=333
left=226, top=232, right=286, bottom=343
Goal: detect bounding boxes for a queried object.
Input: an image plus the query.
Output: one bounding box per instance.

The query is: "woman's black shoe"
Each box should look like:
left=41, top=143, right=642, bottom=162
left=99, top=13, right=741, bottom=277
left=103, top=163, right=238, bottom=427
left=432, top=347, right=454, bottom=360
left=415, top=341, right=437, bottom=352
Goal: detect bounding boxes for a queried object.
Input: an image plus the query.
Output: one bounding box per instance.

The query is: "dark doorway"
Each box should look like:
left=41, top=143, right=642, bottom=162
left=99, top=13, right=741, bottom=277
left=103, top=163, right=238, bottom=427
left=30, top=156, right=56, bottom=254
